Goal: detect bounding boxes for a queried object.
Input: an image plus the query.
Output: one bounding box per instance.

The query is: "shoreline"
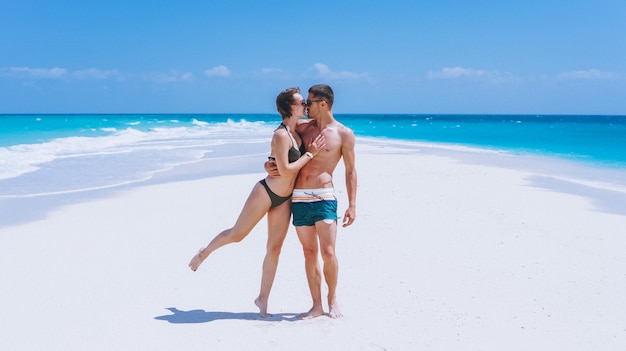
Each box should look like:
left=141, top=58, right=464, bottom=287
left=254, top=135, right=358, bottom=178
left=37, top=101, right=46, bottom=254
left=3, top=137, right=626, bottom=227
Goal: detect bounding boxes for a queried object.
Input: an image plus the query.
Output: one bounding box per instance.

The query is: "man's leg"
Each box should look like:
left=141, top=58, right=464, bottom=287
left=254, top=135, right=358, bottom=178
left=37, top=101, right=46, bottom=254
left=315, top=219, right=343, bottom=318
left=296, top=225, right=324, bottom=319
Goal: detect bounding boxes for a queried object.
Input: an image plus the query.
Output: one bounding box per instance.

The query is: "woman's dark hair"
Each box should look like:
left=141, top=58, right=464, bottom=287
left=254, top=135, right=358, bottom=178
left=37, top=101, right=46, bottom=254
left=276, top=87, right=300, bottom=119
left=308, top=84, right=334, bottom=107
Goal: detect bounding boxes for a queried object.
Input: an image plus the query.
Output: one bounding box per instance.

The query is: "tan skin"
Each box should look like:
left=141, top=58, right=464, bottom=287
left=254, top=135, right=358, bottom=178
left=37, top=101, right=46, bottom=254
left=265, top=91, right=357, bottom=319
left=189, top=92, right=326, bottom=318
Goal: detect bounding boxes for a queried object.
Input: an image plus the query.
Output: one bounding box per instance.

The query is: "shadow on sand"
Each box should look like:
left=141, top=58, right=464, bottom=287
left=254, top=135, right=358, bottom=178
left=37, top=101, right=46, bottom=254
left=154, top=307, right=299, bottom=324
left=526, top=175, right=626, bottom=216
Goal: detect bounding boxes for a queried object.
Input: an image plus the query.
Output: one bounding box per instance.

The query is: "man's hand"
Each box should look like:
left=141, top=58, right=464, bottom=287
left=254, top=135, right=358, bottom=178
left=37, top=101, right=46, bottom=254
left=264, top=158, right=281, bottom=177
left=342, top=207, right=356, bottom=227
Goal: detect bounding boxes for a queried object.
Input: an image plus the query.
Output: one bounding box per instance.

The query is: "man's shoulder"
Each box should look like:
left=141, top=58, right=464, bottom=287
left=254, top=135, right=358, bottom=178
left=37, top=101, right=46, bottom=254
left=331, top=121, right=355, bottom=148
left=334, top=121, right=354, bottom=136
left=296, top=119, right=317, bottom=133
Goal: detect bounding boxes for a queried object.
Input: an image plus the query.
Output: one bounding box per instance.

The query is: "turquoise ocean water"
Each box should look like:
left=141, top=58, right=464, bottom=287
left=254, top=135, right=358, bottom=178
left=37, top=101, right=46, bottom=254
left=1, top=114, right=626, bottom=199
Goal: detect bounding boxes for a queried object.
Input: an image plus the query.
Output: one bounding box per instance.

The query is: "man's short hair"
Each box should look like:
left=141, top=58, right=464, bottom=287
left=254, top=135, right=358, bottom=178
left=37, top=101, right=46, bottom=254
left=308, top=84, right=334, bottom=107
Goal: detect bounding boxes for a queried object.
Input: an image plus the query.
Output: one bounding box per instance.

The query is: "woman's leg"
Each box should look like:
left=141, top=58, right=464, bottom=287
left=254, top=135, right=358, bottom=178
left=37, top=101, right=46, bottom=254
left=255, top=199, right=291, bottom=317
left=189, top=182, right=271, bottom=271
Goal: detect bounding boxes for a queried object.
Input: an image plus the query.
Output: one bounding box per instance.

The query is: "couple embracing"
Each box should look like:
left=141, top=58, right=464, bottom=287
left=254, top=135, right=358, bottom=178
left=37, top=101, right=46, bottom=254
left=189, top=84, right=357, bottom=319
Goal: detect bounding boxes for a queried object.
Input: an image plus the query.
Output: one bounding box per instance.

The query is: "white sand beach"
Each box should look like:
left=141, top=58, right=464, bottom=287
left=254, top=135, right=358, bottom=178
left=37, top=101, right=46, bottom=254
left=2, top=139, right=625, bottom=350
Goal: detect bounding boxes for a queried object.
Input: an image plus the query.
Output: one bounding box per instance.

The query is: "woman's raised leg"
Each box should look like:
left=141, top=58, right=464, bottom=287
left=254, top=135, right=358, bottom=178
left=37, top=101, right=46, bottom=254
left=189, top=182, right=271, bottom=271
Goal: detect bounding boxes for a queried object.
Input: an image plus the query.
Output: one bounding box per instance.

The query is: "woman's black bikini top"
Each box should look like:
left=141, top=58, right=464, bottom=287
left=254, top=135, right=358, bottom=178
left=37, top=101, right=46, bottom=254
left=270, top=123, right=305, bottom=163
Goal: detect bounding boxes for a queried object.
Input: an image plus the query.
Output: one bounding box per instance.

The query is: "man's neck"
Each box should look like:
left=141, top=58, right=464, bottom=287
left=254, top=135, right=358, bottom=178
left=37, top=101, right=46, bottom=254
left=316, top=112, right=335, bottom=130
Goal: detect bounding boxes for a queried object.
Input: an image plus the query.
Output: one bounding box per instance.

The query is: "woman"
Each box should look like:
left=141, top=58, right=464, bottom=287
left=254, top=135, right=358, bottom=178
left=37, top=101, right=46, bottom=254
left=188, top=87, right=325, bottom=317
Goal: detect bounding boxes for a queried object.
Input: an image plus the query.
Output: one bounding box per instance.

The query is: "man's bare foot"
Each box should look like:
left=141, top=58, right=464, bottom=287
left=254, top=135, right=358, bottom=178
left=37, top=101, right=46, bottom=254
left=254, top=297, right=272, bottom=318
left=328, top=303, right=343, bottom=319
left=298, top=306, right=325, bottom=320
left=188, top=248, right=206, bottom=271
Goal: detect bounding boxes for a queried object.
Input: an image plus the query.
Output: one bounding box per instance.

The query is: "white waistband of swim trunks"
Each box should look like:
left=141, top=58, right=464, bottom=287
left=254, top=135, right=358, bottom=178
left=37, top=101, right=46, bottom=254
left=293, top=188, right=335, bottom=196
left=292, top=188, right=336, bottom=202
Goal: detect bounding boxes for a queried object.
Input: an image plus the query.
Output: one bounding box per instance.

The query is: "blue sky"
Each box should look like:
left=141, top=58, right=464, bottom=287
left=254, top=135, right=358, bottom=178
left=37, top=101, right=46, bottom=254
left=2, top=0, right=625, bottom=114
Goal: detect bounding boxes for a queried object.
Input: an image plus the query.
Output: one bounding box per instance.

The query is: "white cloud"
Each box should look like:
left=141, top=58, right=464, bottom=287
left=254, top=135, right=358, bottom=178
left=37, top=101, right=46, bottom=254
left=3, top=66, right=126, bottom=81
left=255, top=67, right=291, bottom=80
left=148, top=70, right=194, bottom=83
left=72, top=68, right=120, bottom=80
left=428, top=66, right=490, bottom=79
left=556, top=69, right=618, bottom=81
left=311, top=63, right=367, bottom=80
left=427, top=66, right=517, bottom=83
left=261, top=68, right=286, bottom=74
left=9, top=66, right=67, bottom=79
left=204, top=65, right=231, bottom=77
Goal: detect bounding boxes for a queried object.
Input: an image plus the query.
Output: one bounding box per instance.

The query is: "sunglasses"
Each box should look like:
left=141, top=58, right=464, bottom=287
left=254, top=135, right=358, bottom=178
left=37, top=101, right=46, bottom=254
left=305, top=99, right=325, bottom=107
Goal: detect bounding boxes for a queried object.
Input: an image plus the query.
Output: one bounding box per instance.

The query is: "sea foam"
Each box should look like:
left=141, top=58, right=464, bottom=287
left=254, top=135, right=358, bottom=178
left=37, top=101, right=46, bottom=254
left=0, top=119, right=274, bottom=198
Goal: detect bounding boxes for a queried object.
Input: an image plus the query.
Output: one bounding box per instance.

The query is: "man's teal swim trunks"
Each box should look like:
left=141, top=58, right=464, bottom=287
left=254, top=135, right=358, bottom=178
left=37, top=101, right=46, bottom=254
left=291, top=188, right=338, bottom=226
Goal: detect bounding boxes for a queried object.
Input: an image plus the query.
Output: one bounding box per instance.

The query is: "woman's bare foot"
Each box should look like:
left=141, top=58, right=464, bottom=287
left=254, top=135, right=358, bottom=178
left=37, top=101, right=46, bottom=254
left=188, top=248, right=206, bottom=271
left=254, top=297, right=272, bottom=318
left=328, top=303, right=343, bottom=319
left=297, top=306, right=325, bottom=320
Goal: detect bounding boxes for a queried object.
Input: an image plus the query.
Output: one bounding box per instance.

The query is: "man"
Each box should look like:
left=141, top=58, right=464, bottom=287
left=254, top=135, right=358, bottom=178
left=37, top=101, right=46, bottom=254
left=267, top=84, right=357, bottom=319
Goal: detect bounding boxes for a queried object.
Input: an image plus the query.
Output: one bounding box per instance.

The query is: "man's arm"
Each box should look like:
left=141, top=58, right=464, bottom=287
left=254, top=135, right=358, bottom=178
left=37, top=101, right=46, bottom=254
left=341, top=128, right=357, bottom=227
